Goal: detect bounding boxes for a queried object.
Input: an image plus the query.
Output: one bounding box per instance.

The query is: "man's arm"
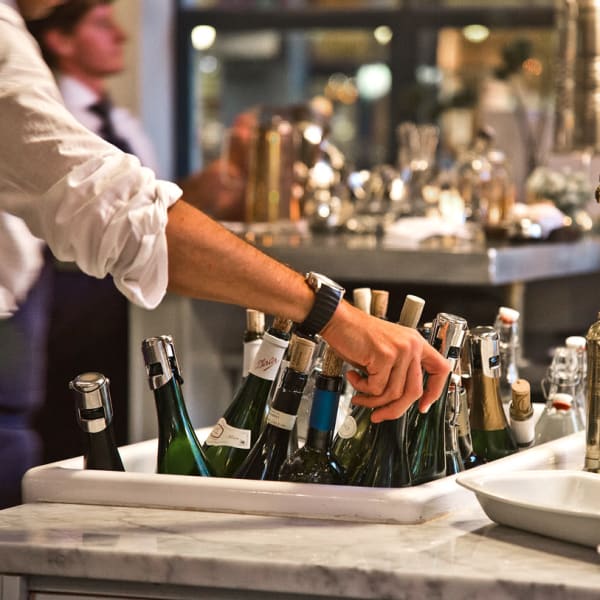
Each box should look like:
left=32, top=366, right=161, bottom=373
left=166, top=200, right=450, bottom=421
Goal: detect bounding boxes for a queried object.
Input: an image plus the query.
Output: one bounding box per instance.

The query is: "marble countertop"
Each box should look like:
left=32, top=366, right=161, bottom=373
left=0, top=501, right=599, bottom=599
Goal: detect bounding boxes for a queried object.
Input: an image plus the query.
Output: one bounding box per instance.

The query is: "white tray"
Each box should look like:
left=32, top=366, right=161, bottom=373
left=22, top=427, right=585, bottom=525
left=457, top=468, right=600, bottom=548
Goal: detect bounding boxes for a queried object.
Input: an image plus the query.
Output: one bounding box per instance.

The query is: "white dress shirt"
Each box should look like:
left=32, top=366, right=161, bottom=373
left=57, top=75, right=160, bottom=174
left=0, top=2, right=182, bottom=316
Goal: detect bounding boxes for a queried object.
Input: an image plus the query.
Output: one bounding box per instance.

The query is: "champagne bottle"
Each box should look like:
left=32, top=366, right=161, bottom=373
left=69, top=372, right=125, bottom=471
left=509, top=378, right=535, bottom=449
left=242, top=309, right=265, bottom=379
left=468, top=326, right=518, bottom=462
left=234, top=336, right=316, bottom=480
left=584, top=313, right=600, bottom=473
left=203, top=316, right=292, bottom=476
left=350, top=293, right=425, bottom=487
left=444, top=374, right=464, bottom=476
left=142, top=335, right=211, bottom=476
left=408, top=313, right=468, bottom=485
left=493, top=306, right=520, bottom=405
left=279, top=345, right=346, bottom=484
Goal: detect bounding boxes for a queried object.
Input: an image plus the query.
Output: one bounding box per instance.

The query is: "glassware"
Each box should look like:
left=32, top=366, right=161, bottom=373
left=142, top=336, right=211, bottom=477
left=494, top=306, right=520, bottom=405
left=534, top=393, right=580, bottom=445
left=69, top=372, right=124, bottom=472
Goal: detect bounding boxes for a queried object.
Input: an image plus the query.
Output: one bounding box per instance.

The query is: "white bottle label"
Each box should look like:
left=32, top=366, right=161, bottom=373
left=266, top=407, right=296, bottom=430
left=242, top=339, right=262, bottom=377
left=249, top=332, right=289, bottom=380
left=204, top=417, right=251, bottom=449
left=336, top=414, right=358, bottom=439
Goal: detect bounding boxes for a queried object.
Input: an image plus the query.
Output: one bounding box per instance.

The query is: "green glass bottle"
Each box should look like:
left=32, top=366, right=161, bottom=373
left=142, top=335, right=211, bottom=476
left=203, top=316, right=292, bottom=477
left=408, top=313, right=468, bottom=485
left=279, top=345, right=345, bottom=485
left=235, top=336, right=315, bottom=480
left=468, top=326, right=518, bottom=462
left=69, top=372, right=125, bottom=471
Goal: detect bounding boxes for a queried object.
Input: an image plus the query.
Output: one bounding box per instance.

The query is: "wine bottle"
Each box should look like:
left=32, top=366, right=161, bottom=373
left=234, top=336, right=315, bottom=480
left=509, top=378, right=535, bottom=449
left=584, top=313, right=600, bottom=473
left=69, top=372, right=125, bottom=471
left=493, top=306, right=520, bottom=405
left=203, top=316, right=292, bottom=477
left=408, top=313, right=468, bottom=485
left=350, top=293, right=425, bottom=487
left=468, top=326, right=518, bottom=462
left=444, top=374, right=464, bottom=476
left=279, top=344, right=346, bottom=484
left=141, top=335, right=211, bottom=476
left=242, top=309, right=265, bottom=379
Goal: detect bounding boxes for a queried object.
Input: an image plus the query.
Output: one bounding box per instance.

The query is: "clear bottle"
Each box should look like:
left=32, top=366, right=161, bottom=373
left=203, top=316, right=292, bottom=477
left=468, top=326, right=518, bottom=462
left=242, top=309, right=265, bottom=379
left=69, top=372, right=125, bottom=472
left=279, top=345, right=346, bottom=485
left=235, top=336, right=316, bottom=480
left=494, top=306, right=520, bottom=405
left=407, top=312, right=468, bottom=485
left=509, top=378, right=535, bottom=450
left=584, top=314, right=600, bottom=473
left=565, top=335, right=587, bottom=429
left=141, top=335, right=211, bottom=476
left=534, top=393, right=580, bottom=445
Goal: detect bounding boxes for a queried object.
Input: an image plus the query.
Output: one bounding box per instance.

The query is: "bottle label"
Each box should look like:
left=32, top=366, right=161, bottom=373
left=309, top=389, right=339, bottom=432
left=204, top=417, right=251, bottom=449
left=266, top=407, right=296, bottom=430
left=336, top=414, right=357, bottom=439
left=249, top=333, right=289, bottom=380
left=242, top=339, right=262, bottom=377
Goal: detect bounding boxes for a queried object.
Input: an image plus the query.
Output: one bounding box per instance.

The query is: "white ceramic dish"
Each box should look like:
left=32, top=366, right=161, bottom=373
left=457, top=469, right=600, bottom=548
left=23, top=425, right=585, bottom=525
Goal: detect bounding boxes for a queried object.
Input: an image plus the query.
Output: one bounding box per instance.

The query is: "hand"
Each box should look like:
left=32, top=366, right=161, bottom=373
left=321, top=301, right=451, bottom=422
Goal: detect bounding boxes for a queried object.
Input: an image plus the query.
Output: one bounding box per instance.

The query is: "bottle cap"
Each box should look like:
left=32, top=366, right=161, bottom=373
left=397, top=294, right=425, bottom=329
left=141, top=336, right=173, bottom=390
left=320, top=344, right=344, bottom=378
left=510, top=378, right=533, bottom=421
left=498, top=306, right=520, bottom=323
left=565, top=335, right=586, bottom=350
left=431, top=313, right=469, bottom=364
left=468, top=326, right=500, bottom=378
left=352, top=288, right=372, bottom=314
left=271, top=316, right=293, bottom=335
left=551, top=392, right=573, bottom=410
left=246, top=309, right=265, bottom=334
left=287, top=335, right=316, bottom=374
left=70, top=372, right=113, bottom=433
left=371, top=290, right=389, bottom=320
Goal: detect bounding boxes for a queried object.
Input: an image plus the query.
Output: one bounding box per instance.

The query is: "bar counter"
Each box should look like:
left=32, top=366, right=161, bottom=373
left=0, top=500, right=598, bottom=599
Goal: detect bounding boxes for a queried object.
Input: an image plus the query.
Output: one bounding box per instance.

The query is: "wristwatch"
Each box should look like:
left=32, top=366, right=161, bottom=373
left=296, top=272, right=345, bottom=337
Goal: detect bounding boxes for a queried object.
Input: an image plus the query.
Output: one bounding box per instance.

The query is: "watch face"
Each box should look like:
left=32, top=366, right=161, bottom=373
left=307, top=272, right=345, bottom=293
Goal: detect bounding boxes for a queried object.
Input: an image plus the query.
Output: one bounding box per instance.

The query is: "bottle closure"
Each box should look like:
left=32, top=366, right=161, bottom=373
left=469, top=326, right=501, bottom=378
left=510, top=378, right=533, bottom=421
left=141, top=336, right=175, bottom=390
left=70, top=372, right=113, bottom=434
left=429, top=313, right=468, bottom=366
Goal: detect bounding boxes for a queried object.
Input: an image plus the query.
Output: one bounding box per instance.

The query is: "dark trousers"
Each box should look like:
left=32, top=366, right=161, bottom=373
left=0, top=258, right=52, bottom=508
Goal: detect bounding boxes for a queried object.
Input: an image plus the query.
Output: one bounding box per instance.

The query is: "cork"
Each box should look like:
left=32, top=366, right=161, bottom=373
left=371, top=290, right=389, bottom=320
left=287, top=335, right=316, bottom=374
left=353, top=288, right=372, bottom=314
left=320, top=344, right=344, bottom=378
left=271, top=316, right=293, bottom=335
left=510, top=378, right=533, bottom=421
left=246, top=309, right=265, bottom=334
left=397, top=294, right=425, bottom=329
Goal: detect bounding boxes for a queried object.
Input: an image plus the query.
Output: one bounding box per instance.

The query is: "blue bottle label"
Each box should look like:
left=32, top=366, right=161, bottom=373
left=309, top=389, right=338, bottom=432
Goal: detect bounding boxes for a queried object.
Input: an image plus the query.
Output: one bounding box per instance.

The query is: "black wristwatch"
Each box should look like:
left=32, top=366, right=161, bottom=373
left=296, top=272, right=345, bottom=337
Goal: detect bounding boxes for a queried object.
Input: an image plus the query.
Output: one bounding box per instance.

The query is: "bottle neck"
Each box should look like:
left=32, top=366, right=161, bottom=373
left=305, top=374, right=341, bottom=451
left=248, top=332, right=289, bottom=382
left=84, top=421, right=124, bottom=471
left=266, top=369, right=308, bottom=431
left=470, top=369, right=508, bottom=431
left=155, top=378, right=192, bottom=435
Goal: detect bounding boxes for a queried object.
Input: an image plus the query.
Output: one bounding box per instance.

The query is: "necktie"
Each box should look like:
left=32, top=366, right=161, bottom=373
left=89, top=96, right=133, bottom=154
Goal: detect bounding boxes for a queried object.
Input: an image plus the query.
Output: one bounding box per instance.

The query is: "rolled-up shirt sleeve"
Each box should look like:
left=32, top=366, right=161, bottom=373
left=0, top=5, right=182, bottom=309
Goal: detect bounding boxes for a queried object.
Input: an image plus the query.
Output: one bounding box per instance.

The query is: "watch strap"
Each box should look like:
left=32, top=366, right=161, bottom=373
left=297, top=282, right=343, bottom=337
